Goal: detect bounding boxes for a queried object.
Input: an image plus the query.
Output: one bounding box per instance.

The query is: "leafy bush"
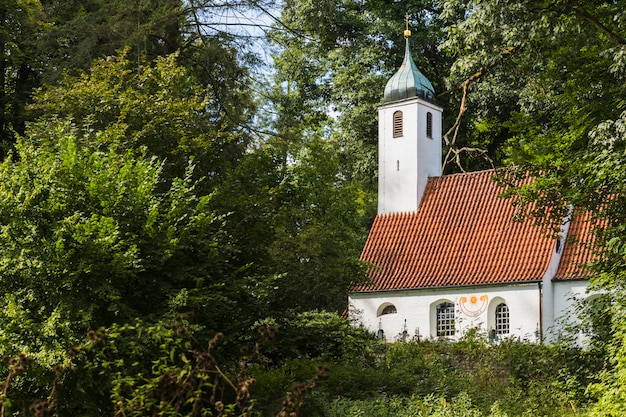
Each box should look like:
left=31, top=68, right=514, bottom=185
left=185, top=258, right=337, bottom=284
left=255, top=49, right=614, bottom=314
left=291, top=391, right=509, bottom=417
left=253, top=312, right=379, bottom=364
left=0, top=312, right=603, bottom=417
left=250, top=331, right=602, bottom=417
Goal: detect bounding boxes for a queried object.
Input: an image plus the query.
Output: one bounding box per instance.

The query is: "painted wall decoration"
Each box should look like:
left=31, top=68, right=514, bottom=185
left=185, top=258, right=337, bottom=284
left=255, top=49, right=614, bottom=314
left=459, top=295, right=488, bottom=317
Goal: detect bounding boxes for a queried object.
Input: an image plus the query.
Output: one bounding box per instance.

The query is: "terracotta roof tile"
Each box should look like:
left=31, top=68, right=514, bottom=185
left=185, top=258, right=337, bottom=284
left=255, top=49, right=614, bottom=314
left=555, top=210, right=598, bottom=280
left=356, top=170, right=559, bottom=292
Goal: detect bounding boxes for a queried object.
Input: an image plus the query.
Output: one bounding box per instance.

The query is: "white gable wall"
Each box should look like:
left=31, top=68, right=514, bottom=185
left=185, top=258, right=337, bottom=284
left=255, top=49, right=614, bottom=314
left=350, top=283, right=542, bottom=342
left=540, top=213, right=571, bottom=335
left=545, top=279, right=590, bottom=344
left=538, top=215, right=591, bottom=344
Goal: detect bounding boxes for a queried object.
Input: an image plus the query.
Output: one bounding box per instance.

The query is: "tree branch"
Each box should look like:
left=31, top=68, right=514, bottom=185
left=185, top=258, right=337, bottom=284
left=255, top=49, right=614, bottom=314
left=573, top=6, right=625, bottom=46
left=440, top=47, right=514, bottom=173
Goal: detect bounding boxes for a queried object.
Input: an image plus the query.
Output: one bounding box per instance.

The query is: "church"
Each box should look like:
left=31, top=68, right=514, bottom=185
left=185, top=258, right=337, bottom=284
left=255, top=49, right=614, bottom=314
left=348, top=30, right=596, bottom=343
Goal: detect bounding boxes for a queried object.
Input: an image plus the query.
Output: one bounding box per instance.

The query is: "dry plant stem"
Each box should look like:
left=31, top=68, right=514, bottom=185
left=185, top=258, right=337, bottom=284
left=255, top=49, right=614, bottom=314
left=0, top=370, right=14, bottom=417
left=214, top=364, right=238, bottom=392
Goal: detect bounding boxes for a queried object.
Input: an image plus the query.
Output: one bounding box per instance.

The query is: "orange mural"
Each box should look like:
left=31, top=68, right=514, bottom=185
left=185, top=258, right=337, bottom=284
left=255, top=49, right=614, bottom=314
left=459, top=295, right=488, bottom=317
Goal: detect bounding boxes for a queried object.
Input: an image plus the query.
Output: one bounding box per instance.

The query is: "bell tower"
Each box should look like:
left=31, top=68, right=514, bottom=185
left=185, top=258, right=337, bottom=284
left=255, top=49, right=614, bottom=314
left=378, top=19, right=443, bottom=214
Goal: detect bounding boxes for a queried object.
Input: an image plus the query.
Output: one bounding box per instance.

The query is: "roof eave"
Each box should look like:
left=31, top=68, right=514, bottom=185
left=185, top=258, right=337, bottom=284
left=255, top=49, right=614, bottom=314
left=351, top=278, right=544, bottom=295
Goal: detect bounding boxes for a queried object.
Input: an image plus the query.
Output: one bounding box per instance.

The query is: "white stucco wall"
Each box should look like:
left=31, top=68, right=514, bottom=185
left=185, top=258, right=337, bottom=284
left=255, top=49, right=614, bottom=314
left=377, top=98, right=443, bottom=214
left=544, top=279, right=591, bottom=344
left=349, top=283, right=542, bottom=342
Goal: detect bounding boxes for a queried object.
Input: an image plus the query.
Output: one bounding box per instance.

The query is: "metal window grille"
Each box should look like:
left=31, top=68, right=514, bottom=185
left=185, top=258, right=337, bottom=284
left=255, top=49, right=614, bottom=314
left=393, top=111, right=403, bottom=137
left=426, top=112, right=433, bottom=138
left=436, top=302, right=455, bottom=337
left=381, top=305, right=397, bottom=315
left=495, top=303, right=510, bottom=335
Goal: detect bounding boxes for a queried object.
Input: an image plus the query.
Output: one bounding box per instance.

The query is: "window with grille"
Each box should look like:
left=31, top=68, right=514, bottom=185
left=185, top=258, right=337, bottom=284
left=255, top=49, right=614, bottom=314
left=380, top=304, right=397, bottom=315
left=436, top=302, right=455, bottom=337
left=393, top=111, right=403, bottom=138
left=495, top=303, right=510, bottom=335
left=426, top=112, right=433, bottom=138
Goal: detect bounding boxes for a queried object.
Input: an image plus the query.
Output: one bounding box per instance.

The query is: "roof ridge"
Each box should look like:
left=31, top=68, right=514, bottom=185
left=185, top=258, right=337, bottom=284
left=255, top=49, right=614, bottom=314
left=430, top=168, right=497, bottom=180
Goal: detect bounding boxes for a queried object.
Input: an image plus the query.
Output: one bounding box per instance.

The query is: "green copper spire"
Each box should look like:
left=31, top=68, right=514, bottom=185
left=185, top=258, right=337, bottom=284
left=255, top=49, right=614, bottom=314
left=383, top=32, right=435, bottom=104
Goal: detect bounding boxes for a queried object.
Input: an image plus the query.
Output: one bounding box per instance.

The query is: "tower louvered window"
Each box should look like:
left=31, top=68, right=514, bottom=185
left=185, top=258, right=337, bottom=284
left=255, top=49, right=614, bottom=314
left=495, top=303, right=510, bottom=335
left=436, top=302, right=455, bottom=337
left=426, top=112, right=433, bottom=138
left=393, top=111, right=403, bottom=138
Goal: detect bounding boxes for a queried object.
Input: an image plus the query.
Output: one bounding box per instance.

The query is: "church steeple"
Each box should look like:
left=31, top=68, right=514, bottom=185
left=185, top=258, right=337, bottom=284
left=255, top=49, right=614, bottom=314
left=383, top=16, right=435, bottom=104
left=377, top=16, right=442, bottom=215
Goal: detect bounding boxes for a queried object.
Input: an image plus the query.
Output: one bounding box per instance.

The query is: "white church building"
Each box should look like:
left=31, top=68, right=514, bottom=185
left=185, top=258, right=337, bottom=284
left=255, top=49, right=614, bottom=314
left=348, top=31, right=596, bottom=344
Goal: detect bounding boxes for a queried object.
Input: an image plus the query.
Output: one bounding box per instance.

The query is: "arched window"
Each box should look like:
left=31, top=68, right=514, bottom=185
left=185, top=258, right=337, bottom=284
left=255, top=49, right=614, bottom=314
left=495, top=303, right=510, bottom=335
left=378, top=304, right=397, bottom=316
left=376, top=303, right=398, bottom=316
left=436, top=302, right=455, bottom=337
left=426, top=112, right=433, bottom=138
left=393, top=111, right=403, bottom=138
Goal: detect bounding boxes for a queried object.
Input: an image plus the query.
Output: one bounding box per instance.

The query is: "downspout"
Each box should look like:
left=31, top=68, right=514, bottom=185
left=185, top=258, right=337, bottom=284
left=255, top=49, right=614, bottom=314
left=538, top=282, right=543, bottom=344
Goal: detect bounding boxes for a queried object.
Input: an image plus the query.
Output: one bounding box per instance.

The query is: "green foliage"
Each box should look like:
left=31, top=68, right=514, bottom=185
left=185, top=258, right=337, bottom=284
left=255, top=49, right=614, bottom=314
left=250, top=332, right=599, bottom=417
left=299, top=391, right=508, bottom=417
left=280, top=338, right=599, bottom=417
left=0, top=319, right=259, bottom=416
left=30, top=51, right=251, bottom=185
left=36, top=0, right=187, bottom=82
left=215, top=139, right=370, bottom=314
left=254, top=312, right=377, bottom=363
left=0, top=317, right=342, bottom=416
left=1, top=0, right=261, bottom=164
left=0, top=129, right=242, bottom=365
left=0, top=310, right=603, bottom=416
left=440, top=0, right=626, bottom=224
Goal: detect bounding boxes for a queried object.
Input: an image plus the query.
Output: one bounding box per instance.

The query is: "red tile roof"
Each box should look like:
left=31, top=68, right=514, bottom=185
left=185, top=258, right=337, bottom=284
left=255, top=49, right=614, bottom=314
left=355, top=170, right=594, bottom=292
left=554, top=210, right=598, bottom=280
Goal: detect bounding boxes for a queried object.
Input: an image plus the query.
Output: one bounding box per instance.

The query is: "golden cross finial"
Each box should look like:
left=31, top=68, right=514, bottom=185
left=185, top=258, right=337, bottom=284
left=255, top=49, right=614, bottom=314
left=404, top=13, right=411, bottom=38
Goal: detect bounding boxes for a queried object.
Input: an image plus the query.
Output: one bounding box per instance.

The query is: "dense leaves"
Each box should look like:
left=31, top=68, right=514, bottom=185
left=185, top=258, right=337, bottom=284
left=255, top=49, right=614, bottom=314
left=1, top=0, right=268, bottom=162
left=250, top=328, right=602, bottom=417
left=0, top=0, right=44, bottom=155
left=37, top=0, right=186, bottom=83
left=30, top=51, right=252, bottom=185
left=0, top=129, right=235, bottom=361
left=215, top=138, right=369, bottom=314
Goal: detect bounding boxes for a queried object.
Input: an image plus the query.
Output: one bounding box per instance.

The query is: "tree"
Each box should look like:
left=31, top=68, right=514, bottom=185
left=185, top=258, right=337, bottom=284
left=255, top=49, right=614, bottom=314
left=214, top=137, right=370, bottom=315
left=438, top=0, right=626, bottom=413
left=0, top=126, right=252, bottom=365
left=0, top=0, right=277, bottom=162
left=37, top=0, right=186, bottom=82
left=30, top=51, right=252, bottom=186
left=0, top=0, right=45, bottom=156
left=36, top=0, right=279, bottom=82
